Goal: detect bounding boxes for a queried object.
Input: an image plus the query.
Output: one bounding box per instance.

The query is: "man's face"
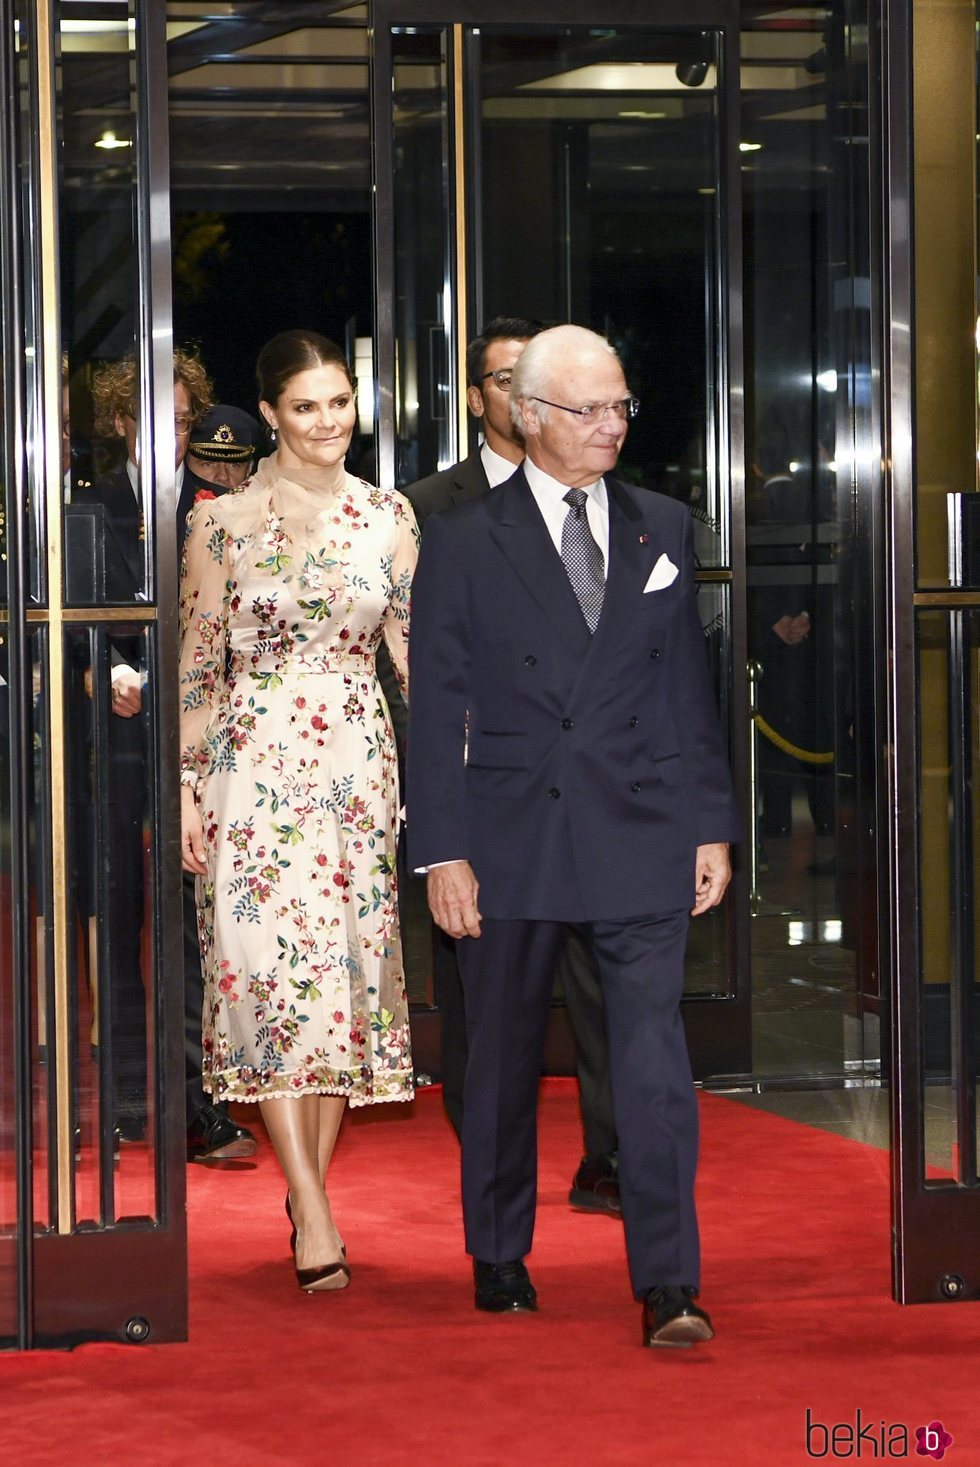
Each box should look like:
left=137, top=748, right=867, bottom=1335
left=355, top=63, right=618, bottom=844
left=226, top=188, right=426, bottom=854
left=520, top=348, right=629, bottom=488
left=185, top=453, right=251, bottom=489
left=466, top=337, right=527, bottom=452
left=113, top=379, right=193, bottom=468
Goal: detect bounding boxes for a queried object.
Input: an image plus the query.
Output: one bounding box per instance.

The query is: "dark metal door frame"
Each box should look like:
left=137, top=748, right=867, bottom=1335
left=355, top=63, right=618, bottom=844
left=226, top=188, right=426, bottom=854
left=0, top=0, right=187, bottom=1349
left=880, top=0, right=980, bottom=1304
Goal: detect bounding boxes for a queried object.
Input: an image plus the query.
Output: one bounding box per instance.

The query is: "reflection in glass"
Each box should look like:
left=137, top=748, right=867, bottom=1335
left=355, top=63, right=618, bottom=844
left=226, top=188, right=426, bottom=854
left=478, top=28, right=722, bottom=548
left=742, top=4, right=872, bottom=1078
left=0, top=414, right=15, bottom=1336
left=52, top=3, right=156, bottom=1226
left=917, top=609, right=980, bottom=1185
left=392, top=28, right=452, bottom=487
left=685, top=583, right=733, bottom=997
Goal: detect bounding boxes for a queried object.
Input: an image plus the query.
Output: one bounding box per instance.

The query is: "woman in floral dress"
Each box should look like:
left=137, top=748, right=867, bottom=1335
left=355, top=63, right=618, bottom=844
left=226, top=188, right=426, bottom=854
left=179, top=331, right=417, bottom=1290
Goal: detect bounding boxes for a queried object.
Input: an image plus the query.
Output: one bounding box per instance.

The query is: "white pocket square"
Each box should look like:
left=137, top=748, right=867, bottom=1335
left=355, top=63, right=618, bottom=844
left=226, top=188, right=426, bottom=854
left=643, top=553, right=679, bottom=593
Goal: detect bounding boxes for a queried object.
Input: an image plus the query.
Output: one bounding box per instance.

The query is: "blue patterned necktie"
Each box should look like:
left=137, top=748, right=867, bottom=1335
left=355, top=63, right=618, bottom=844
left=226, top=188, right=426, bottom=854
left=560, top=487, right=605, bottom=632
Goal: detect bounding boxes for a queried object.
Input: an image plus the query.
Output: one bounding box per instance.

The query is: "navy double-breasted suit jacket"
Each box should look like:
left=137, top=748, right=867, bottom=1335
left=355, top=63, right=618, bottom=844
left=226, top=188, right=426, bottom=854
left=407, top=466, right=741, bottom=922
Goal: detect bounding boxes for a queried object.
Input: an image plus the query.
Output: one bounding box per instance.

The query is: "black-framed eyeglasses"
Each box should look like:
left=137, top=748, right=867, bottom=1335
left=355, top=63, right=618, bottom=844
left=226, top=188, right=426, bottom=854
left=478, top=368, right=514, bottom=391
left=529, top=395, right=640, bottom=423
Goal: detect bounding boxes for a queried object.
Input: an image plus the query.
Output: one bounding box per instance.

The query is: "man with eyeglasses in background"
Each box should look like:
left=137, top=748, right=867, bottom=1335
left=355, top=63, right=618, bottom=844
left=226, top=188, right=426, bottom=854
left=78, top=351, right=256, bottom=1162
left=408, top=324, right=738, bottom=1346
left=402, top=317, right=622, bottom=1221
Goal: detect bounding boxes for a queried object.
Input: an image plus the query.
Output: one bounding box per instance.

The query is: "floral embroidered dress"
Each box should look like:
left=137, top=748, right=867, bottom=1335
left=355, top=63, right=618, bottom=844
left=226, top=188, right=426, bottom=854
left=179, top=453, right=417, bottom=1105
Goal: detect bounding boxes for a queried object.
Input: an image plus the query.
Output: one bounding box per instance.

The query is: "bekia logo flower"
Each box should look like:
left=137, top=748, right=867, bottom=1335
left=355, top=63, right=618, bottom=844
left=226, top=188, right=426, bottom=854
left=916, top=1421, right=954, bottom=1460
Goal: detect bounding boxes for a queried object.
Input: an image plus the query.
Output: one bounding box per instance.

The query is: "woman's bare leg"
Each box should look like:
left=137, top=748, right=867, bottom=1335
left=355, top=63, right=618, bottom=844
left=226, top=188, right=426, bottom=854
left=260, top=1095, right=343, bottom=1271
left=317, top=1095, right=346, bottom=1186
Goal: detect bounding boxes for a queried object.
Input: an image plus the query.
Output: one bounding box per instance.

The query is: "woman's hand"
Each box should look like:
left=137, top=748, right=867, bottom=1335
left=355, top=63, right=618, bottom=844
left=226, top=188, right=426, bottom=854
left=181, top=784, right=208, bottom=875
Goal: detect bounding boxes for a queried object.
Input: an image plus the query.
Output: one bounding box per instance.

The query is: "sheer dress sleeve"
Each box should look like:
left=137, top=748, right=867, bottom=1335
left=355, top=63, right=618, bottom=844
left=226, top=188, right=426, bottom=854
left=382, top=494, right=419, bottom=702
left=179, top=501, right=233, bottom=792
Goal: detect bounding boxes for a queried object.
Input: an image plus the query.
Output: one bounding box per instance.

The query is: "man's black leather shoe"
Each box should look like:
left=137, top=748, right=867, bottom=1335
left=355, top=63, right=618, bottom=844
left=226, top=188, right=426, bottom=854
left=473, top=1259, right=538, bottom=1313
left=568, top=1152, right=621, bottom=1216
left=114, top=1113, right=147, bottom=1145
left=642, top=1286, right=714, bottom=1348
left=187, top=1103, right=257, bottom=1163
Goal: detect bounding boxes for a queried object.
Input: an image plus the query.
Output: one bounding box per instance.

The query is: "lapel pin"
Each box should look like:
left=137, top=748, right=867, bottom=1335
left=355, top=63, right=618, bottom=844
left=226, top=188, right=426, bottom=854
left=638, top=533, right=649, bottom=544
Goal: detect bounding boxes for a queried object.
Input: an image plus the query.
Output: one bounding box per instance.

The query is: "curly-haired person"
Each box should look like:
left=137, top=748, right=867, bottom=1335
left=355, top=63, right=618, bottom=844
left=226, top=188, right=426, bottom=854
left=75, top=349, right=257, bottom=1163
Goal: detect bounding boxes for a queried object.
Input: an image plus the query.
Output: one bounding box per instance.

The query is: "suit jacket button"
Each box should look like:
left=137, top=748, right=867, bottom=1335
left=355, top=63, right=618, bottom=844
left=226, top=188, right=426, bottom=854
left=649, top=648, right=660, bottom=659
left=525, top=654, right=537, bottom=666
left=631, top=782, right=642, bottom=793
left=548, top=787, right=561, bottom=799
left=561, top=718, right=573, bottom=730
left=629, top=716, right=638, bottom=727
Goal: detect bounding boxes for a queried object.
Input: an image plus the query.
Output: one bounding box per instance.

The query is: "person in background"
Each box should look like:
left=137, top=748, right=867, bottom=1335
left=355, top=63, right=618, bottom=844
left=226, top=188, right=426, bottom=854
left=79, top=351, right=255, bottom=1160
left=184, top=404, right=261, bottom=491
left=402, top=317, right=621, bottom=1217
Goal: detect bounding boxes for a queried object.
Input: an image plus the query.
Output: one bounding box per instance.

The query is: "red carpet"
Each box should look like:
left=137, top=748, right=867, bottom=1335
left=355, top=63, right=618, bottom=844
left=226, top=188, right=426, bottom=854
left=3, top=1081, right=980, bottom=1466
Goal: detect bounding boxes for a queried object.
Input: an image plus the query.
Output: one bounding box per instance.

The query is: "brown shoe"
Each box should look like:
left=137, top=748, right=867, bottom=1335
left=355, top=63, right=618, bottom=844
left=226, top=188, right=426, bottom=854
left=642, top=1286, right=714, bottom=1348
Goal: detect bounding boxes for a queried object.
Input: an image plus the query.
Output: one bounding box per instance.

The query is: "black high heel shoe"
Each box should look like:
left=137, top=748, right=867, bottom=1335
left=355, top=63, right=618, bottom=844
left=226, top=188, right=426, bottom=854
left=286, top=1194, right=350, bottom=1289
left=296, top=1258, right=352, bottom=1293
left=286, top=1194, right=347, bottom=1261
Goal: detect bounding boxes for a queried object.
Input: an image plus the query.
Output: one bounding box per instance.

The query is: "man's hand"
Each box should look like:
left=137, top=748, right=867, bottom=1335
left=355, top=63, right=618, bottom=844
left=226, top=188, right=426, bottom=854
left=111, top=666, right=142, bottom=718
left=691, top=842, right=731, bottom=917
left=772, top=611, right=810, bottom=646
left=428, top=860, right=482, bottom=939
left=181, top=785, right=208, bottom=875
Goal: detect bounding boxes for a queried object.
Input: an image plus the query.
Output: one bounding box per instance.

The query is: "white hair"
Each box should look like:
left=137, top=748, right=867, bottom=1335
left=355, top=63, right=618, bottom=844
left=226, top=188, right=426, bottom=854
left=509, top=325, right=621, bottom=432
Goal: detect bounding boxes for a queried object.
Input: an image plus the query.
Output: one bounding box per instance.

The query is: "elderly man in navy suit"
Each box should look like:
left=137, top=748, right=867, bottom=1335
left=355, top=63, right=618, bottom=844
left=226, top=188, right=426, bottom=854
left=407, top=325, right=739, bottom=1347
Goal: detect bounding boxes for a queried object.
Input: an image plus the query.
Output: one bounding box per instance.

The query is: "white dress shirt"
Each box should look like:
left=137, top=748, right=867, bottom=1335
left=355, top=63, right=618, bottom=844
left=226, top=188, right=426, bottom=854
left=522, top=456, right=609, bottom=570
left=480, top=440, right=522, bottom=489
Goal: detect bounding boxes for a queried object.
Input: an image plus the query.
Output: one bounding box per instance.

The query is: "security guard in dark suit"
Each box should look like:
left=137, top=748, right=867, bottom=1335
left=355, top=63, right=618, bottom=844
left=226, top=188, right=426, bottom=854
left=179, top=404, right=261, bottom=1160
left=79, top=363, right=257, bottom=1159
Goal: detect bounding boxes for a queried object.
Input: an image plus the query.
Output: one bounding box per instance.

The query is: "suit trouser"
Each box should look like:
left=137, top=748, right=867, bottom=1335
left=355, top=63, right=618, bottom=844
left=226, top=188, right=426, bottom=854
left=439, top=922, right=618, bottom=1159
left=456, top=909, right=699, bottom=1298
left=105, top=721, right=147, bottom=1121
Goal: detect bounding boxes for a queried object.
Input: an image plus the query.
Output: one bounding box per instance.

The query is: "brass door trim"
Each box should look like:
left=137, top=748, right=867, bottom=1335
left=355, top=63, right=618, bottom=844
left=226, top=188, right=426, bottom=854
left=694, top=569, right=733, bottom=583
left=17, top=607, right=160, bottom=624
left=34, top=0, right=73, bottom=1234
left=912, top=591, right=980, bottom=607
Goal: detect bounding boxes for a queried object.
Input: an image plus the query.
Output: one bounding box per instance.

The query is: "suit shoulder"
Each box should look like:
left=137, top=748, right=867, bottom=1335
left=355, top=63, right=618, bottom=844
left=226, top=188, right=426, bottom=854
left=615, top=479, right=693, bottom=535
left=403, top=466, right=459, bottom=519
left=78, top=465, right=129, bottom=502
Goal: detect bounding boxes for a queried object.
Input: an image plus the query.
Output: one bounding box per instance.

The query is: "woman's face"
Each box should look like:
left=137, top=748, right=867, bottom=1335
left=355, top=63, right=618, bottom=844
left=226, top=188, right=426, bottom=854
left=261, top=362, right=356, bottom=473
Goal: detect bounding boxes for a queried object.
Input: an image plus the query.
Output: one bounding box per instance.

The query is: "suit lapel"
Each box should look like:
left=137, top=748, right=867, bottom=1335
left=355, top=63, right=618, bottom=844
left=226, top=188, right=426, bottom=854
left=448, top=451, right=490, bottom=507
left=590, top=478, right=648, bottom=645
left=487, top=468, right=592, bottom=658
left=99, top=469, right=143, bottom=593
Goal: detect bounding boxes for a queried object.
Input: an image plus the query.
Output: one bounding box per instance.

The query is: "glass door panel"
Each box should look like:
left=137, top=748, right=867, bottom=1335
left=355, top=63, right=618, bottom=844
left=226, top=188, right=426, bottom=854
left=1, top=0, right=188, bottom=1348
left=741, top=2, right=877, bottom=1079
left=472, top=24, right=739, bottom=1029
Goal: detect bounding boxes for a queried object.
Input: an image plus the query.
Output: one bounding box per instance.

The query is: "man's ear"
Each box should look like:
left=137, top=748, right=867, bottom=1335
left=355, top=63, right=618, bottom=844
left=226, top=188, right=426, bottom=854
left=113, top=411, right=127, bottom=440
left=516, top=398, right=539, bottom=438
left=465, top=383, right=485, bottom=421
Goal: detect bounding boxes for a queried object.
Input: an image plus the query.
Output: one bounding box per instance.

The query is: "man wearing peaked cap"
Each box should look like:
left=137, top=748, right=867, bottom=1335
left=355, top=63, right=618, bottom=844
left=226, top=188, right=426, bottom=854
left=185, top=404, right=261, bottom=493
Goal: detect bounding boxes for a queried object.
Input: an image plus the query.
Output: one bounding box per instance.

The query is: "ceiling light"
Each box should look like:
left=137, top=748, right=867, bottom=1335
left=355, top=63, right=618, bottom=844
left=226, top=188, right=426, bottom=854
left=739, top=141, right=763, bottom=152
left=618, top=109, right=667, bottom=119
left=95, top=130, right=131, bottom=150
